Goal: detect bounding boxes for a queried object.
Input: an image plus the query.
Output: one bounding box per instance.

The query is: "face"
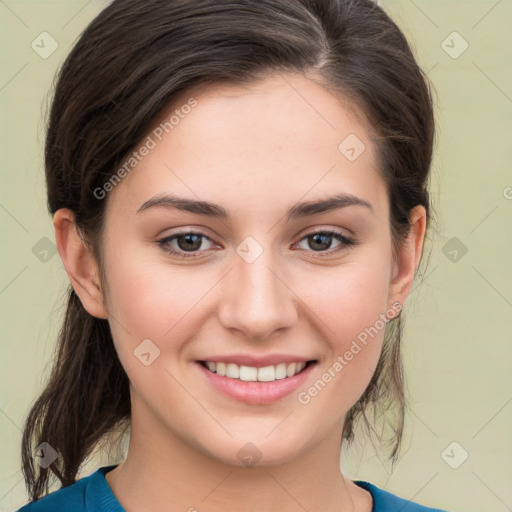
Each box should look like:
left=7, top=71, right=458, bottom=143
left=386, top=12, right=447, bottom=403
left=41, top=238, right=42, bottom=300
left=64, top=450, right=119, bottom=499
left=87, top=72, right=410, bottom=467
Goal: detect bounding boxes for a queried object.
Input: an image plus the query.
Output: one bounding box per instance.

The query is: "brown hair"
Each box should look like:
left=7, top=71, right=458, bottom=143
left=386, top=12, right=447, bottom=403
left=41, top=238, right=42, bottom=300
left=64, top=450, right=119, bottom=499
left=21, top=0, right=435, bottom=502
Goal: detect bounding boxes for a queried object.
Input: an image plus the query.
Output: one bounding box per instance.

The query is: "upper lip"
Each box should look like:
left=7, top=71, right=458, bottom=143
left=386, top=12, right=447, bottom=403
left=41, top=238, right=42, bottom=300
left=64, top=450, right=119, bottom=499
left=197, top=354, right=317, bottom=368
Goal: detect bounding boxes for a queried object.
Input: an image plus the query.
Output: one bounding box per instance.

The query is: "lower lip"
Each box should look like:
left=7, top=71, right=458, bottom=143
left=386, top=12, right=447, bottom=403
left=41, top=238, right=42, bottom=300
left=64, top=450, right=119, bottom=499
left=196, top=361, right=316, bottom=405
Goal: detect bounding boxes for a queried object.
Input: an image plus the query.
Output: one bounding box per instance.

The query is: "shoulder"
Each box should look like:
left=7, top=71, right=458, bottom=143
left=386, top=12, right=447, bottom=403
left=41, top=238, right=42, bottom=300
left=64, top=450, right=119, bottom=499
left=14, top=465, right=123, bottom=512
left=14, top=477, right=89, bottom=512
left=354, top=480, right=450, bottom=512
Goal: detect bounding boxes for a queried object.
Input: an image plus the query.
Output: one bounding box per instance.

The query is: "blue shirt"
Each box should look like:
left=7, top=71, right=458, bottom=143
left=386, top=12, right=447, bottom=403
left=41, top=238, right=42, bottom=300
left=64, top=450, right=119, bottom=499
left=16, top=465, right=449, bottom=511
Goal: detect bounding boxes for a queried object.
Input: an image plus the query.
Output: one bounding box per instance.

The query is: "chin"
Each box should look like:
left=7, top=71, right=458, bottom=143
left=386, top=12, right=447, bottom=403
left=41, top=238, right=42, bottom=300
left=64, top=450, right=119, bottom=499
left=203, top=430, right=315, bottom=469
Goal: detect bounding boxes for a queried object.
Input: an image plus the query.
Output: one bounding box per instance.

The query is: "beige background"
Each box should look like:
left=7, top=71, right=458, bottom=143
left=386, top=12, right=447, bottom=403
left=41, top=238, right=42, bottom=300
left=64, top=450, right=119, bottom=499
left=1, top=1, right=511, bottom=511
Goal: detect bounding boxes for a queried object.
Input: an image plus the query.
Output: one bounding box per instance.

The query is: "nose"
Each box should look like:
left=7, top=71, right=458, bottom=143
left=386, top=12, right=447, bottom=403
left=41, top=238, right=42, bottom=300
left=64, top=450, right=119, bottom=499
left=217, top=245, right=298, bottom=342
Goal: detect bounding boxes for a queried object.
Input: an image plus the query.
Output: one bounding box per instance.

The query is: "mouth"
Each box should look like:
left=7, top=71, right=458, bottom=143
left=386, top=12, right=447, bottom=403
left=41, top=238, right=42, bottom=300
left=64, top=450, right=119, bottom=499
left=198, top=360, right=317, bottom=382
left=196, top=359, right=318, bottom=405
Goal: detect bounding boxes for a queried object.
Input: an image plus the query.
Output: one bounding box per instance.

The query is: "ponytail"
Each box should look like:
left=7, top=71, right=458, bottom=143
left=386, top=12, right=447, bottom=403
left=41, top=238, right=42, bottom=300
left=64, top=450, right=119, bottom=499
left=20, top=287, right=130, bottom=502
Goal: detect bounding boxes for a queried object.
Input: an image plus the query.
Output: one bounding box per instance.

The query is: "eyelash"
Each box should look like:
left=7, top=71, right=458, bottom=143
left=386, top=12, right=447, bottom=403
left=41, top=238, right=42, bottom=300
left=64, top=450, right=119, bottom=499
left=157, top=229, right=356, bottom=259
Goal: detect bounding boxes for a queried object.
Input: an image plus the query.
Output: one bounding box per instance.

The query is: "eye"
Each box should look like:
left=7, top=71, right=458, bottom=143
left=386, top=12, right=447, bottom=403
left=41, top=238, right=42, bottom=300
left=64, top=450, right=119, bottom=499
left=157, top=231, right=215, bottom=258
left=294, top=230, right=356, bottom=256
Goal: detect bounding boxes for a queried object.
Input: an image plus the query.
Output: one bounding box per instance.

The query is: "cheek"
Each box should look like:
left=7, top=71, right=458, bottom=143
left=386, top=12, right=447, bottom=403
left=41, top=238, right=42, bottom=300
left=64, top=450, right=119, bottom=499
left=103, top=243, right=219, bottom=350
left=302, top=255, right=392, bottom=342
left=299, top=256, right=392, bottom=401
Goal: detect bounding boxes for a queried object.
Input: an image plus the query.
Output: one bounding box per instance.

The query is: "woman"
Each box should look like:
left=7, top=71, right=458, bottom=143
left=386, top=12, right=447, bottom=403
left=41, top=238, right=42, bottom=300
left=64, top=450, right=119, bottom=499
left=18, top=0, right=448, bottom=510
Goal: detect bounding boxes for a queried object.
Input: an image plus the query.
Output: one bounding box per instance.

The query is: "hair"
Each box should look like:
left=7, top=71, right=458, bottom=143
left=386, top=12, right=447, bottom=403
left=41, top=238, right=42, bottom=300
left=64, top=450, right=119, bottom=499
left=21, top=0, right=435, bottom=502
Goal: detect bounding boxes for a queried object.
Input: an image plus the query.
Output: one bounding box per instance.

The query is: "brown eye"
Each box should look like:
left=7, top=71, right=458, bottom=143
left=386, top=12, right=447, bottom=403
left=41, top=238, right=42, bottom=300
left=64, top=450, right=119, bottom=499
left=158, top=231, right=214, bottom=258
left=295, top=230, right=356, bottom=256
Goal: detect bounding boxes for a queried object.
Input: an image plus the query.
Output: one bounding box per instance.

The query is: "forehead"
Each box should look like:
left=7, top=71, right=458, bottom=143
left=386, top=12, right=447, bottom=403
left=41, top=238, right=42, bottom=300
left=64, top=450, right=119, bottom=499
left=159, top=72, right=374, bottom=152
left=106, top=72, right=387, bottom=219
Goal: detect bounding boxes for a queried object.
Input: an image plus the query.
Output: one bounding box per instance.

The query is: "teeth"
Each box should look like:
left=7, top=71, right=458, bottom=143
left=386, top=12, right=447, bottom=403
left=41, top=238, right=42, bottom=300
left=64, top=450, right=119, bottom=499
left=226, top=363, right=239, bottom=379
left=240, top=365, right=258, bottom=381
left=256, top=365, right=275, bottom=382
left=275, top=363, right=287, bottom=380
left=216, top=362, right=226, bottom=376
left=203, top=361, right=308, bottom=382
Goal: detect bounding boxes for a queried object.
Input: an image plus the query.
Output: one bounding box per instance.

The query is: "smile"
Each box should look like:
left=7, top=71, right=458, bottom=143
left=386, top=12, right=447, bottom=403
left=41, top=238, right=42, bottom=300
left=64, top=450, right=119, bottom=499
left=200, top=361, right=312, bottom=382
left=196, top=359, right=317, bottom=405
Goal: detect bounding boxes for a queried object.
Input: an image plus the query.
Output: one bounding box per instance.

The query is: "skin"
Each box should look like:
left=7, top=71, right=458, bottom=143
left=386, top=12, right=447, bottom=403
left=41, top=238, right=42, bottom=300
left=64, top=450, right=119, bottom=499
left=54, top=72, right=426, bottom=512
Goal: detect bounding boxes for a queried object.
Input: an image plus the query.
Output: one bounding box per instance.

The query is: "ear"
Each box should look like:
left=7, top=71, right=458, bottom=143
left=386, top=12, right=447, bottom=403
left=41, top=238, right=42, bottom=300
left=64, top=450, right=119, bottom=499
left=388, top=205, right=427, bottom=310
left=53, top=208, right=108, bottom=319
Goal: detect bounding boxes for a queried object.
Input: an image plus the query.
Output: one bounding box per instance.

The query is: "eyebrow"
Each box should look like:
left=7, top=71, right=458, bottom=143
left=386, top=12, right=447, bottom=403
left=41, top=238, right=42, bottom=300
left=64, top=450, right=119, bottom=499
left=136, top=192, right=374, bottom=220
